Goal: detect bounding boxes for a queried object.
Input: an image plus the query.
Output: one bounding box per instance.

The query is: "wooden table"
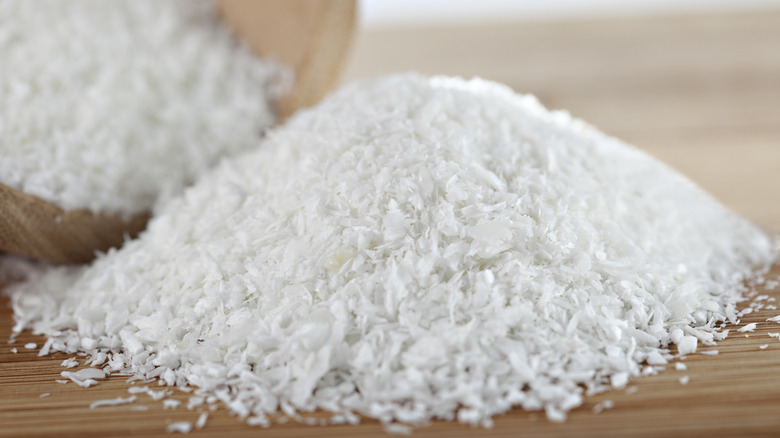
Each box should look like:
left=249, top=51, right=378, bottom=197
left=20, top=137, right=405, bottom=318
left=3, top=10, right=780, bottom=438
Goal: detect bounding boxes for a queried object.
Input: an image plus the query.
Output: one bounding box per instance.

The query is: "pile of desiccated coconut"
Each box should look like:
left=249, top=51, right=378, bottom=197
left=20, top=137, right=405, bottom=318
left=0, top=0, right=283, bottom=215
left=6, top=74, right=778, bottom=431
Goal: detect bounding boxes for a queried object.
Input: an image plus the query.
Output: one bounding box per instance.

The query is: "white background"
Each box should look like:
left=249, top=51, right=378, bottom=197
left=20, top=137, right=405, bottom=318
left=360, top=0, right=780, bottom=28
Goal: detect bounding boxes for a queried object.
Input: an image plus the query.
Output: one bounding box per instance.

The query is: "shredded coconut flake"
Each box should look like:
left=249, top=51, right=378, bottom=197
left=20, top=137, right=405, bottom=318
left=166, top=422, right=193, bottom=434
left=592, top=400, right=614, bottom=414
left=90, top=396, right=137, bottom=409
left=6, top=74, right=777, bottom=427
left=0, top=0, right=283, bottom=215
left=61, top=368, right=106, bottom=388
left=738, top=323, right=758, bottom=333
left=677, top=336, right=699, bottom=356
left=195, top=412, right=209, bottom=429
left=385, top=423, right=414, bottom=435
left=60, top=358, right=79, bottom=368
left=163, top=399, right=182, bottom=410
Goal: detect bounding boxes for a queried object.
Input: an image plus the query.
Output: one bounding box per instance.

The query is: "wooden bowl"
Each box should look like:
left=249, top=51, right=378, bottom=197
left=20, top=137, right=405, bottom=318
left=0, top=0, right=356, bottom=264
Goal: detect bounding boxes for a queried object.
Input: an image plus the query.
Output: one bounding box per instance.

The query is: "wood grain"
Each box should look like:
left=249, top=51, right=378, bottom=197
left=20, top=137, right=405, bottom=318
left=3, top=9, right=780, bottom=438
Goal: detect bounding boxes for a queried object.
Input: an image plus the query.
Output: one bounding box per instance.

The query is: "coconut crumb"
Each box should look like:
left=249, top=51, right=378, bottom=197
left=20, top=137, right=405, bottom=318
left=166, top=422, right=192, bottom=434
left=195, top=412, right=208, bottom=429
left=385, top=423, right=413, bottom=435
left=738, top=323, right=758, bottom=332
left=163, top=399, right=182, bottom=410
left=60, top=358, right=79, bottom=368
left=90, top=396, right=137, bottom=409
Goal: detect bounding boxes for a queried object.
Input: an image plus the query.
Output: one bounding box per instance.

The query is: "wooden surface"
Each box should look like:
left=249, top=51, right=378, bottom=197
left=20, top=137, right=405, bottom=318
left=3, top=10, right=780, bottom=438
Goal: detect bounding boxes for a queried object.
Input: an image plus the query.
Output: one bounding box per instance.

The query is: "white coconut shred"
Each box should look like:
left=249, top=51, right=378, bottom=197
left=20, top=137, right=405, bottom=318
left=6, top=74, right=777, bottom=427
left=0, top=0, right=284, bottom=215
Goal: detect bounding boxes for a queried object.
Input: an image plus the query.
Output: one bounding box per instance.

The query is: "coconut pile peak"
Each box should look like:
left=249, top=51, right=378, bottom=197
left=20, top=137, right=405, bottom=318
left=0, top=0, right=283, bottom=215
left=7, top=74, right=777, bottom=426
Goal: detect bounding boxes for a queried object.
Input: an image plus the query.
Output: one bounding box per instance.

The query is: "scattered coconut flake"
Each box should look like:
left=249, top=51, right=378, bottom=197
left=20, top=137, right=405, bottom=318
left=60, top=358, right=79, bottom=368
left=187, top=396, right=205, bottom=410
left=128, top=386, right=150, bottom=394
left=166, top=422, right=193, bottom=434
left=147, top=389, right=171, bottom=401
left=677, top=336, right=698, bottom=356
left=246, top=416, right=270, bottom=428
left=767, top=315, right=780, bottom=323
left=24, top=343, right=36, bottom=350
left=132, top=405, right=150, bottom=411
left=37, top=339, right=53, bottom=356
left=760, top=344, right=769, bottom=350
left=611, top=373, right=630, bottom=389
left=700, top=350, right=719, bottom=356
left=738, top=323, right=758, bottom=333
left=10, top=348, right=17, bottom=354
left=39, top=393, right=50, bottom=398
left=592, top=400, right=614, bottom=414
left=90, top=396, right=137, bottom=409
left=679, top=376, right=690, bottom=385
left=385, top=423, right=413, bottom=435
left=61, top=368, right=106, bottom=388
left=55, top=379, right=69, bottom=384
left=195, top=412, right=209, bottom=429
left=625, top=386, right=639, bottom=395
left=163, top=399, right=182, bottom=409
left=675, top=363, right=687, bottom=371
left=64, top=368, right=106, bottom=380
left=6, top=74, right=776, bottom=428
left=768, top=333, right=780, bottom=338
left=645, top=350, right=668, bottom=365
